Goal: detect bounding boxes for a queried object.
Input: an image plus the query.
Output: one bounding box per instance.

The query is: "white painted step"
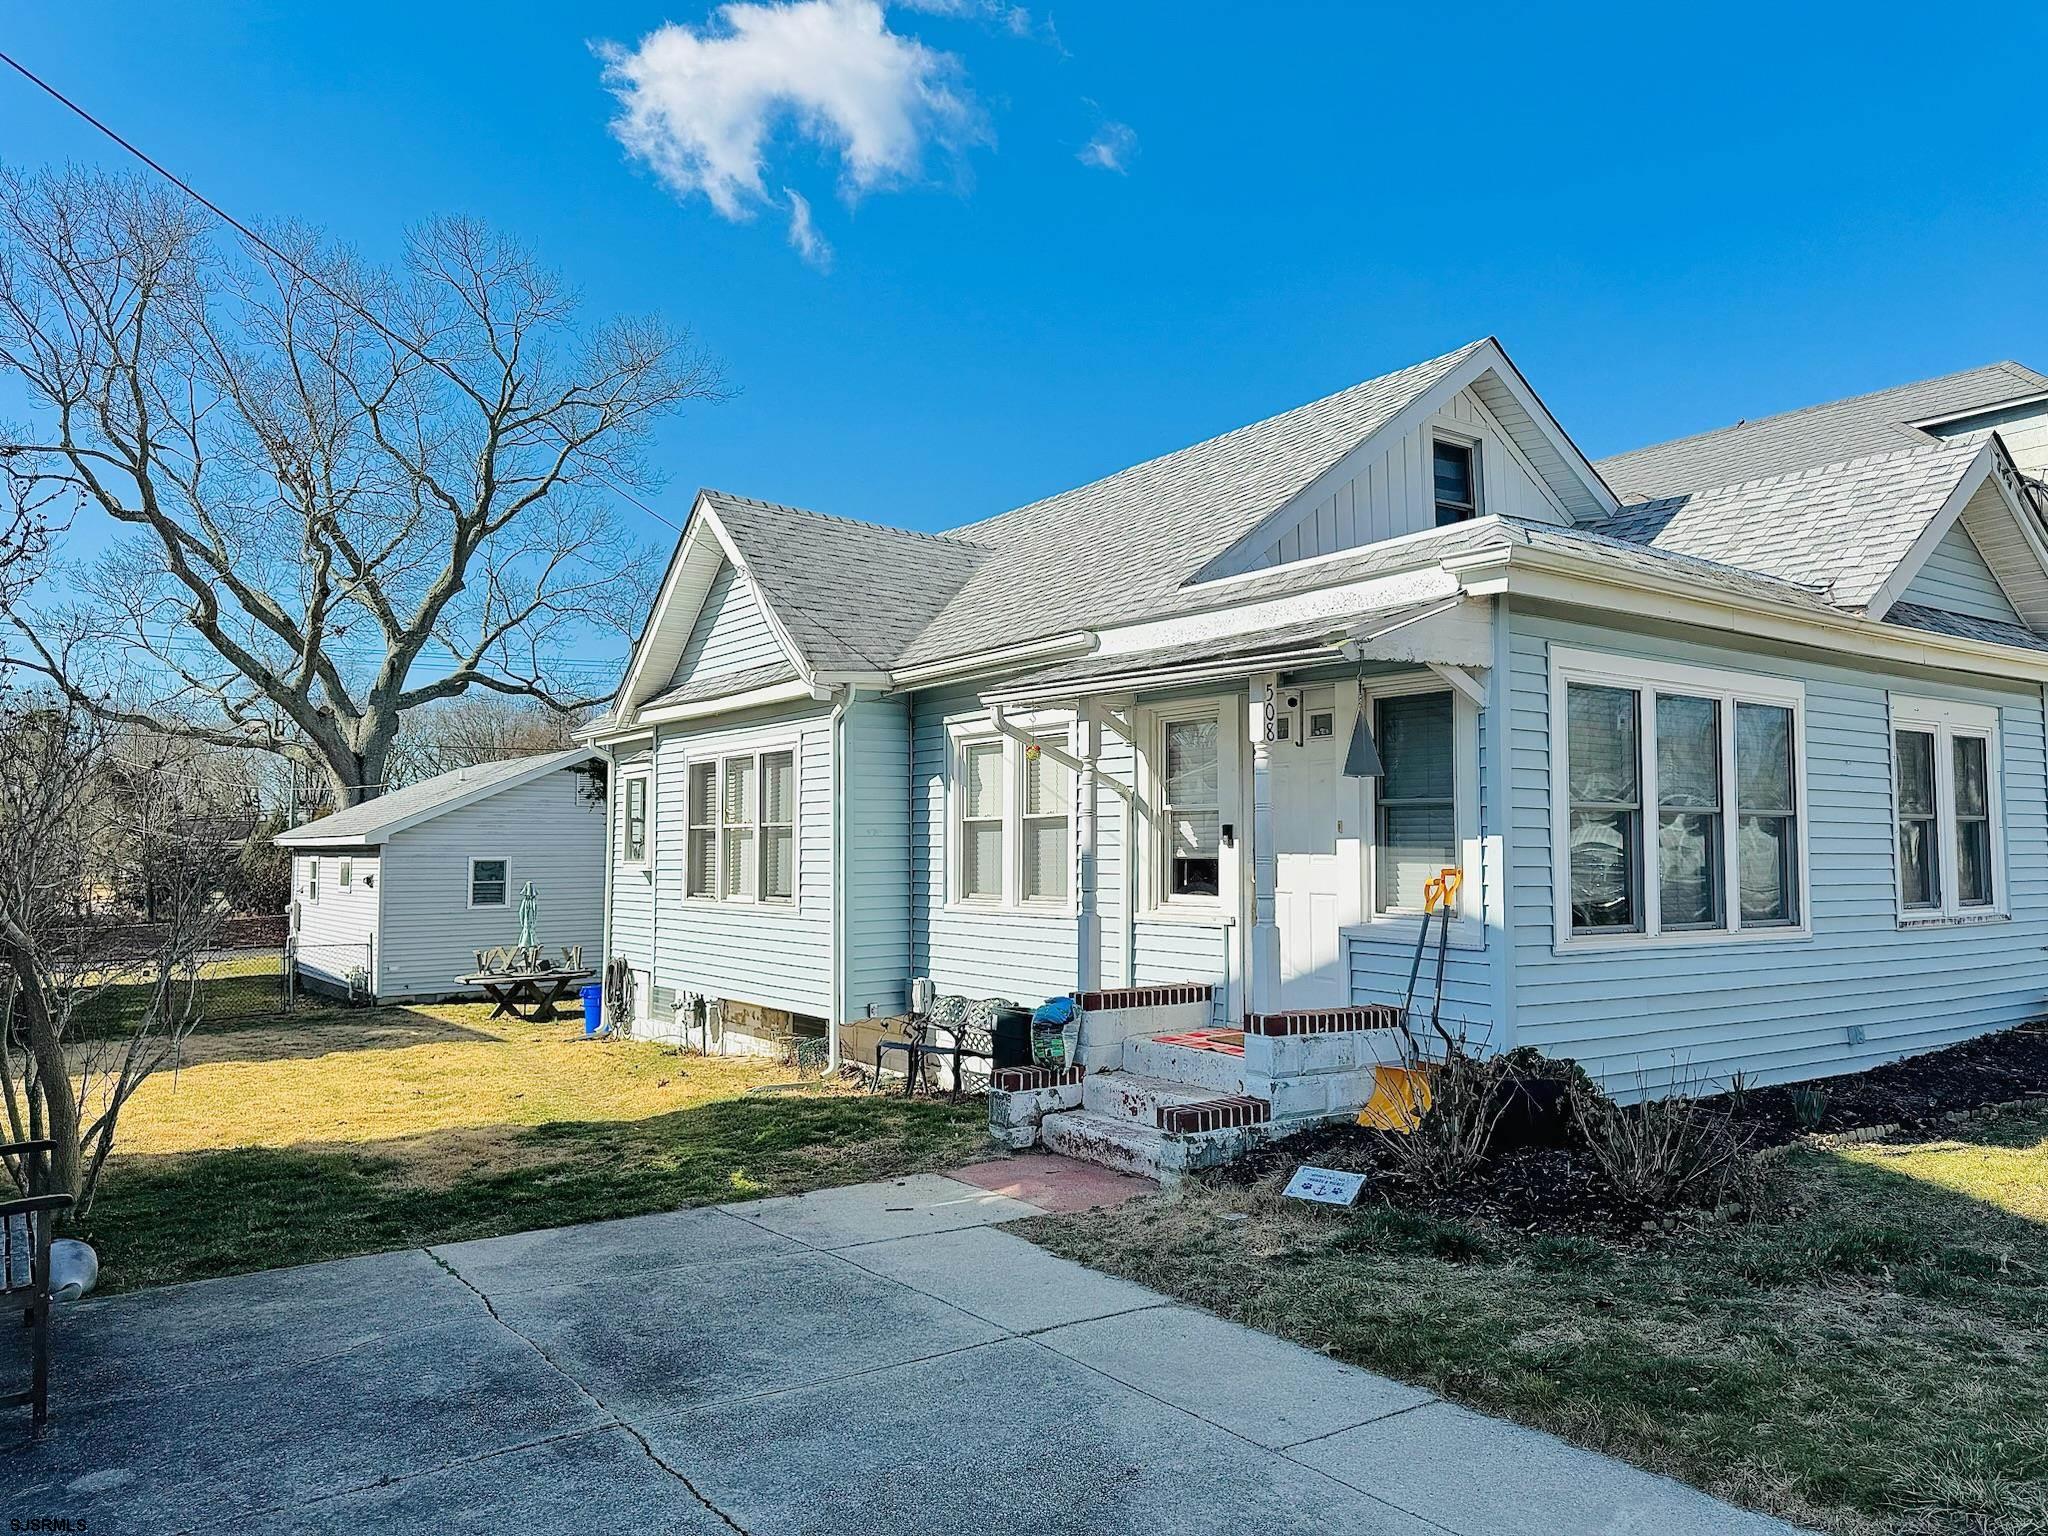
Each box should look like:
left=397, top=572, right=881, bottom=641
left=1041, top=1109, right=1260, bottom=1183
left=1121, top=1037, right=1253, bottom=1095
left=1081, top=1071, right=1220, bottom=1127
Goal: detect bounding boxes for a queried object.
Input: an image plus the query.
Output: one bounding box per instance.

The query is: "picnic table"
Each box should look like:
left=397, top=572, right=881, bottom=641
left=457, top=967, right=596, bottom=1023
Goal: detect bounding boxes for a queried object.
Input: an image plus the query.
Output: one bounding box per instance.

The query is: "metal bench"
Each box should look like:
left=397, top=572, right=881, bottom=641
left=2, top=1139, right=75, bottom=1435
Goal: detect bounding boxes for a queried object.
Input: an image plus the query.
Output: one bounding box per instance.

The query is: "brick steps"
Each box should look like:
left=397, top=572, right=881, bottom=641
left=1039, top=1109, right=1261, bottom=1181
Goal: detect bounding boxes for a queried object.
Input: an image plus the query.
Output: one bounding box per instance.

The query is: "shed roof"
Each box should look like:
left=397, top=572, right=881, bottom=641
left=274, top=748, right=598, bottom=849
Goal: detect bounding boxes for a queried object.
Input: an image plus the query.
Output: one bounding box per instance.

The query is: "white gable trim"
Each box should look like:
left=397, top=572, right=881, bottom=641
left=1863, top=439, right=2048, bottom=628
left=1192, top=340, right=1617, bottom=583
left=612, top=493, right=815, bottom=725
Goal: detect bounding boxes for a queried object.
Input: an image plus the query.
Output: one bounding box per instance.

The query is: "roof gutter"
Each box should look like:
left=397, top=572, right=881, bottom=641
left=1449, top=539, right=2048, bottom=683
left=885, top=630, right=1096, bottom=691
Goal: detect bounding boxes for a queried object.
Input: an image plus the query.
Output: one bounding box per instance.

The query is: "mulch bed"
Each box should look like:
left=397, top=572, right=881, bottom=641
left=1218, top=1022, right=2048, bottom=1237
left=1710, top=1022, right=2048, bottom=1145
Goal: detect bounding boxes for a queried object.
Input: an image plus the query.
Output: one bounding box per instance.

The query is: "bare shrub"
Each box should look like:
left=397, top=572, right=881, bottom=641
left=1374, top=1039, right=1512, bottom=1193
left=1571, top=1072, right=1757, bottom=1211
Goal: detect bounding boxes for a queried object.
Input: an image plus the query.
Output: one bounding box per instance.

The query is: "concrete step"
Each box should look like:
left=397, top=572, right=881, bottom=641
left=1081, top=1071, right=1220, bottom=1126
left=1040, top=1108, right=1263, bottom=1183
left=1122, top=1037, right=1253, bottom=1095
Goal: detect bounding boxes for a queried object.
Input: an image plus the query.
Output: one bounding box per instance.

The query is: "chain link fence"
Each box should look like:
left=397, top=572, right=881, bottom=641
left=286, top=939, right=377, bottom=1007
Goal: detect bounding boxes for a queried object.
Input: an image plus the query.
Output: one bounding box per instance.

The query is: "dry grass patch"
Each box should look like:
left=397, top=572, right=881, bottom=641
left=79, top=1003, right=989, bottom=1292
left=1022, top=1105, right=2048, bottom=1536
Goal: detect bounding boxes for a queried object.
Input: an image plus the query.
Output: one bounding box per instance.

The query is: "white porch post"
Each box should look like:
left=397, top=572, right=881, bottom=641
left=1074, top=706, right=1102, bottom=994
left=1247, top=672, right=1281, bottom=1017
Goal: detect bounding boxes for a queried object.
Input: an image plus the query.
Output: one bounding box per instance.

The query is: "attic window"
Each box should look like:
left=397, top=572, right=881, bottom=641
left=1433, top=439, right=1478, bottom=526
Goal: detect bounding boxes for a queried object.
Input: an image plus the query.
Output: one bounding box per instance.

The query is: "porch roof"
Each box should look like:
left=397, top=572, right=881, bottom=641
left=981, top=598, right=1464, bottom=703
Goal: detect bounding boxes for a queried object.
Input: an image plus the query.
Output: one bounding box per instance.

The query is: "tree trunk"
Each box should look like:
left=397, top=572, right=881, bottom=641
left=1, top=960, right=82, bottom=1199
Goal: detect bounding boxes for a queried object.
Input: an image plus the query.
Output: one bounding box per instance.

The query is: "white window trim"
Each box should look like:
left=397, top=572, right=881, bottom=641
left=683, top=739, right=803, bottom=909
left=306, top=857, right=319, bottom=905
left=1549, top=646, right=1813, bottom=952
left=1356, top=674, right=1482, bottom=948
left=339, top=857, right=353, bottom=890
left=946, top=713, right=1077, bottom=915
left=620, top=769, right=652, bottom=869
left=467, top=855, right=510, bottom=910
left=1888, top=694, right=2008, bottom=925
left=1144, top=703, right=1229, bottom=916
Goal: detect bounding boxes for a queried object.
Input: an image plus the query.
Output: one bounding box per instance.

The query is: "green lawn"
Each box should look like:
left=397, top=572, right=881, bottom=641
left=77, top=1003, right=989, bottom=1292
left=1024, top=1106, right=2048, bottom=1536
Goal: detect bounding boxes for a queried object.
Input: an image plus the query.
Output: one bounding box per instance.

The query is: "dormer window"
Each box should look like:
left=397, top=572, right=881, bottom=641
left=1433, top=439, right=1478, bottom=525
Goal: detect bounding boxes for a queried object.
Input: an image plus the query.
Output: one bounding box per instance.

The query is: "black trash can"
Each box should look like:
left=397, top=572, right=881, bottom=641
left=989, top=1006, right=1032, bottom=1070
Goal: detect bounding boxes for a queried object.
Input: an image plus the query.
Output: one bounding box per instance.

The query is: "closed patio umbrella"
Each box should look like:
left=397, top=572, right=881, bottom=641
left=517, top=880, right=538, bottom=950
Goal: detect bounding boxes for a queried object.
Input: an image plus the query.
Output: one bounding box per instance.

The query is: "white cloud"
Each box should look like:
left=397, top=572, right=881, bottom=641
left=1078, top=120, right=1138, bottom=174
left=783, top=187, right=832, bottom=269
left=893, top=0, right=1035, bottom=36
left=599, top=0, right=983, bottom=230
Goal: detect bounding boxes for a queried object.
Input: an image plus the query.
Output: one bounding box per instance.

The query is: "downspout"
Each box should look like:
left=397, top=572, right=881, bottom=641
left=828, top=685, right=856, bottom=1073
left=596, top=744, right=617, bottom=1027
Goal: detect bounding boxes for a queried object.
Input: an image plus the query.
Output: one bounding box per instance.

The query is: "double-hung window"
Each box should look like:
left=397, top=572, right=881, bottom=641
left=469, top=857, right=508, bottom=908
left=952, top=726, right=1076, bottom=908
left=1433, top=439, right=1478, bottom=526
left=1161, top=715, right=1221, bottom=901
left=1374, top=691, right=1456, bottom=913
left=1891, top=696, right=2003, bottom=920
left=1553, top=648, right=1806, bottom=946
left=686, top=747, right=798, bottom=905
left=307, top=858, right=320, bottom=905
left=339, top=857, right=354, bottom=891
left=621, top=773, right=649, bottom=865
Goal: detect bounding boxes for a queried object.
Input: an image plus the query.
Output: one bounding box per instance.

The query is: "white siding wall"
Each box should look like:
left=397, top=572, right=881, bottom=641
left=1505, top=606, right=2048, bottom=1092
left=843, top=694, right=913, bottom=1018
left=290, top=851, right=379, bottom=986
left=607, top=741, right=656, bottom=1016
left=376, top=769, right=607, bottom=999
left=650, top=704, right=835, bottom=1020
left=1244, top=388, right=1569, bottom=571
left=1900, top=521, right=2023, bottom=623
left=669, top=559, right=787, bottom=686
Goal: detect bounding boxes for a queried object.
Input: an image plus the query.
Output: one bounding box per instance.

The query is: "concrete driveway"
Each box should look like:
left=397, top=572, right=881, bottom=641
left=0, top=1173, right=1800, bottom=1535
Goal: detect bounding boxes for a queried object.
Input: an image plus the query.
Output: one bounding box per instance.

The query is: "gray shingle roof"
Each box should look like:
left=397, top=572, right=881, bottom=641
left=702, top=490, right=988, bottom=673
left=274, top=748, right=595, bottom=847
left=641, top=658, right=800, bottom=710
left=1596, top=361, right=2047, bottom=500
left=1588, top=438, right=1983, bottom=610
left=1885, top=600, right=2048, bottom=655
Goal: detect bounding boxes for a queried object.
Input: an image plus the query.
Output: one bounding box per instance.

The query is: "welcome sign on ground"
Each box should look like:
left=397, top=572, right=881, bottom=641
left=1282, top=1165, right=1367, bottom=1207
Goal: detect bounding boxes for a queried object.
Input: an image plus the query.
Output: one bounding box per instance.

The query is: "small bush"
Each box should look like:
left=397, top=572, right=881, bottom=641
left=1570, top=1076, right=1757, bottom=1211
left=1789, top=1085, right=1828, bottom=1130
left=1374, top=1041, right=1511, bottom=1193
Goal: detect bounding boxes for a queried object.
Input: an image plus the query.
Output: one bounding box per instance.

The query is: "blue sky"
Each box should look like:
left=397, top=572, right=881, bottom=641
left=7, top=1, right=2047, bottom=670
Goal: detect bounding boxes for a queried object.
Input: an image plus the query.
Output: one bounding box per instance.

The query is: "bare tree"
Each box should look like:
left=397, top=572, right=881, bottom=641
left=0, top=165, right=724, bottom=808
left=388, top=693, right=591, bottom=787
left=0, top=700, right=225, bottom=1204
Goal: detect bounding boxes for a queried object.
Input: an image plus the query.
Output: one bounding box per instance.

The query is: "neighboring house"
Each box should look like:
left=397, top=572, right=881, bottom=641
left=275, top=749, right=607, bottom=1002
left=588, top=338, right=2048, bottom=1171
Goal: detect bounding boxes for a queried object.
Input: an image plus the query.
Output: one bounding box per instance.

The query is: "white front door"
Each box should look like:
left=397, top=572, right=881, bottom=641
left=1271, top=685, right=1350, bottom=1010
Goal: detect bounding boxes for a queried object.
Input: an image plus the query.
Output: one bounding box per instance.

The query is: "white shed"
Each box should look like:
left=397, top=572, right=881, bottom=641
left=275, top=750, right=607, bottom=1003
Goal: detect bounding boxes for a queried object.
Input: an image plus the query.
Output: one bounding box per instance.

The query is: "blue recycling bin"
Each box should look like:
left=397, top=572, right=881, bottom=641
left=580, top=983, right=604, bottom=1036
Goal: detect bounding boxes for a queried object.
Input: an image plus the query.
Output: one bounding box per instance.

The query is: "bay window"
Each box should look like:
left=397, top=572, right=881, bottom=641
left=952, top=724, right=1076, bottom=909
left=1552, top=648, right=1806, bottom=946
left=1891, top=696, right=2003, bottom=921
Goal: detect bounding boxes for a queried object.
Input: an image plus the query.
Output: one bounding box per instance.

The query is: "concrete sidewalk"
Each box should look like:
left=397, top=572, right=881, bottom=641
left=0, top=1172, right=1802, bottom=1534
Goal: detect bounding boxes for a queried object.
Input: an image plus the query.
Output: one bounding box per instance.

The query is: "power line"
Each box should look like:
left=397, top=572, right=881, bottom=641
left=0, top=47, right=688, bottom=538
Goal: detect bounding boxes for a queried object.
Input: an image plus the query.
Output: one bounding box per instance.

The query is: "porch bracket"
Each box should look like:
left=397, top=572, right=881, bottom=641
left=987, top=704, right=1132, bottom=802
left=1426, top=662, right=1489, bottom=707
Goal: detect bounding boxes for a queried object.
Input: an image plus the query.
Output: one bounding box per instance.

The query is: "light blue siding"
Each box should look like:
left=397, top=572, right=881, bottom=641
left=671, top=560, right=787, bottom=686
left=1505, top=607, right=2048, bottom=1091
left=650, top=703, right=835, bottom=1019
left=605, top=741, right=655, bottom=998
left=843, top=694, right=912, bottom=1016
left=909, top=687, right=1079, bottom=1002
left=1900, top=523, right=2021, bottom=623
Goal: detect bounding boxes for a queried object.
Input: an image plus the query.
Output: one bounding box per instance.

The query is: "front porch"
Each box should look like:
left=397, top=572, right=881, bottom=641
left=971, top=590, right=1499, bottom=1175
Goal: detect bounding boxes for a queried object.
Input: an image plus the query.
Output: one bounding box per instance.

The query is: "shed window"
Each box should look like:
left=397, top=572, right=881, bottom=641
left=1891, top=696, right=2003, bottom=921
left=1162, top=716, right=1221, bottom=900
left=1375, top=692, right=1455, bottom=913
left=1553, top=648, right=1807, bottom=946
left=307, top=858, right=320, bottom=905
left=338, top=857, right=354, bottom=892
left=1433, top=439, right=1478, bottom=526
left=470, top=858, right=508, bottom=908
